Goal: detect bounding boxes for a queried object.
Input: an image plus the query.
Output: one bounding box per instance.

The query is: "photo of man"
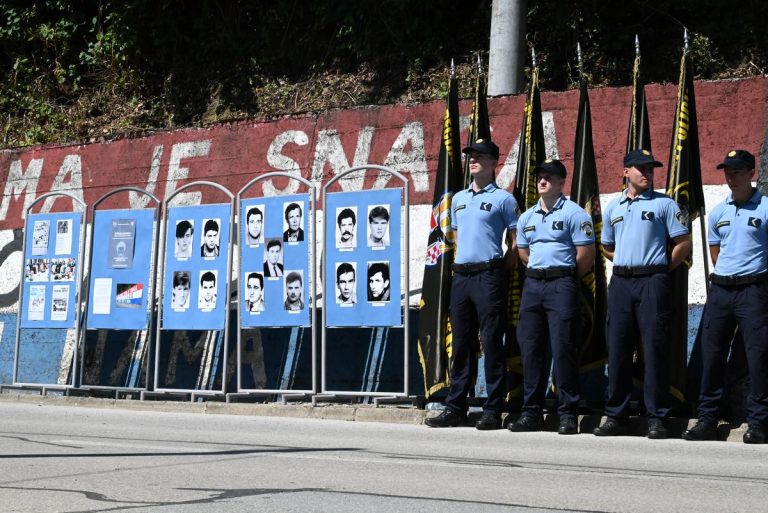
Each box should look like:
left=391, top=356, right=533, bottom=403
left=245, top=272, right=265, bottom=313
left=263, top=238, right=284, bottom=277
left=284, top=271, right=304, bottom=311
left=174, top=220, right=194, bottom=259
left=198, top=270, right=217, bottom=310
left=283, top=202, right=304, bottom=242
left=245, top=206, right=264, bottom=246
left=336, top=207, right=357, bottom=249
left=367, top=261, right=391, bottom=302
left=171, top=271, right=191, bottom=310
left=200, top=218, right=220, bottom=258
left=335, top=262, right=356, bottom=305
left=367, top=205, right=390, bottom=248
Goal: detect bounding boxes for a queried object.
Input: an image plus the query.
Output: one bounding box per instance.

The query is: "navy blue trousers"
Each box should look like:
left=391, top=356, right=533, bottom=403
left=698, top=282, right=768, bottom=425
left=445, top=267, right=508, bottom=414
left=605, top=273, right=672, bottom=420
left=516, top=275, right=581, bottom=419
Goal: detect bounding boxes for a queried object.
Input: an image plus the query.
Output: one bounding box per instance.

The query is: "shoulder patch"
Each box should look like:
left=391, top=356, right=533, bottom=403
left=676, top=206, right=689, bottom=226
left=581, top=221, right=594, bottom=238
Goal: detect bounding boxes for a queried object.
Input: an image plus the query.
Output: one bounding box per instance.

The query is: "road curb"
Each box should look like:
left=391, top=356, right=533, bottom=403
left=0, top=391, right=754, bottom=442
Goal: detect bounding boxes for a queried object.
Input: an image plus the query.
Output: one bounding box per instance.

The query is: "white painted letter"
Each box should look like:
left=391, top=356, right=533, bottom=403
left=376, top=122, right=429, bottom=191
left=0, top=158, right=43, bottom=220
left=129, top=145, right=164, bottom=209
left=164, top=140, right=212, bottom=205
left=263, top=130, right=309, bottom=196
left=41, top=155, right=84, bottom=212
left=311, top=127, right=373, bottom=191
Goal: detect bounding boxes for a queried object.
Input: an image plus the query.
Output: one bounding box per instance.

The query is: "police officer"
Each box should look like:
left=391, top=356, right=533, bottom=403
left=683, top=150, right=768, bottom=444
left=425, top=139, right=518, bottom=430
left=594, top=149, right=691, bottom=439
left=509, top=159, right=595, bottom=435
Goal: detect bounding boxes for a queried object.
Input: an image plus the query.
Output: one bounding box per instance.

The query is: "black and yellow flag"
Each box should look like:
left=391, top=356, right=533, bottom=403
left=506, top=64, right=546, bottom=400
left=570, top=77, right=608, bottom=374
left=462, top=62, right=491, bottom=188
left=417, top=72, right=462, bottom=398
left=665, top=45, right=705, bottom=403
left=626, top=51, right=652, bottom=154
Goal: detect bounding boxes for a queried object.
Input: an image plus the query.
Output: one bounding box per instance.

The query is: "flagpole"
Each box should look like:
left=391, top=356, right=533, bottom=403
left=683, top=27, right=711, bottom=293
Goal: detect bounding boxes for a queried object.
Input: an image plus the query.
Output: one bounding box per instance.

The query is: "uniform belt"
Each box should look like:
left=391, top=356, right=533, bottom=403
left=612, top=265, right=668, bottom=277
left=526, top=267, right=575, bottom=279
left=452, top=258, right=504, bottom=274
left=709, top=272, right=768, bottom=286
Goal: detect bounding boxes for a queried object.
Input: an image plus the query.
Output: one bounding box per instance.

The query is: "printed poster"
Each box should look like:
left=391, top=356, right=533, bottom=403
left=28, top=285, right=46, bottom=321
left=32, top=220, right=50, bottom=255
left=50, top=284, right=70, bottom=321
left=108, top=219, right=136, bottom=268
left=54, top=219, right=73, bottom=255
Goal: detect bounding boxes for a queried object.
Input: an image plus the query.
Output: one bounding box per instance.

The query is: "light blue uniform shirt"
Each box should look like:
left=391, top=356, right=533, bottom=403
left=708, top=189, right=768, bottom=276
left=516, top=194, right=594, bottom=269
left=452, top=181, right=518, bottom=264
left=602, top=188, right=688, bottom=267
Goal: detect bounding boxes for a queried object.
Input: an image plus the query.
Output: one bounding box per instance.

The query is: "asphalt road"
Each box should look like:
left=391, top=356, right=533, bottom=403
left=0, top=402, right=766, bottom=513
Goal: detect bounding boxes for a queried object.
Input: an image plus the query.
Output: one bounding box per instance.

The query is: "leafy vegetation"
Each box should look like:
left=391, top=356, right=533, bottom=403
left=2, top=1, right=766, bottom=147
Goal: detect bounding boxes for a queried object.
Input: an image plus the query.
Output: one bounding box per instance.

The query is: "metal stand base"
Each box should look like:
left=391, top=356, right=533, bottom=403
left=1, top=384, right=71, bottom=396
left=372, top=395, right=420, bottom=408
left=140, top=390, right=224, bottom=402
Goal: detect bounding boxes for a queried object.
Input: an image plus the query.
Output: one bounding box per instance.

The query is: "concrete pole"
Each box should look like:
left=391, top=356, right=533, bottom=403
left=488, top=0, right=527, bottom=96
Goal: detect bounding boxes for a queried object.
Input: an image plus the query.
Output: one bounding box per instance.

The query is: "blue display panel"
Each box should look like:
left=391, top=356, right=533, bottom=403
left=162, top=203, right=231, bottom=330
left=86, top=208, right=156, bottom=330
left=21, top=212, right=82, bottom=328
left=324, top=189, right=402, bottom=327
left=240, top=194, right=311, bottom=327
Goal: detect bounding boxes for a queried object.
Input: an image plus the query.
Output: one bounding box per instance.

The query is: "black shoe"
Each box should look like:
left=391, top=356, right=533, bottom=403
left=475, top=411, right=502, bottom=431
left=558, top=417, right=578, bottom=435
left=593, top=418, right=628, bottom=437
left=425, top=409, right=465, bottom=428
left=647, top=418, right=668, bottom=439
left=682, top=420, right=717, bottom=441
left=508, top=415, right=542, bottom=432
left=743, top=423, right=766, bottom=444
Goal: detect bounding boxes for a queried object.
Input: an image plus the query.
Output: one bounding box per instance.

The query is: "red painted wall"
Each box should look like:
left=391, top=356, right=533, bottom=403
left=2, top=76, right=767, bottom=230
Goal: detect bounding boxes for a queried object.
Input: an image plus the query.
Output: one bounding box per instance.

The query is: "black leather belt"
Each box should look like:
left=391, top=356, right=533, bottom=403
left=452, top=258, right=504, bottom=275
left=526, top=267, right=575, bottom=279
left=613, top=265, right=667, bottom=277
left=710, top=272, right=768, bottom=286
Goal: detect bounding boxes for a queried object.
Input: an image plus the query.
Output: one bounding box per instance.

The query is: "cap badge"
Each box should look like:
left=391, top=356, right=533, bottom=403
left=642, top=149, right=650, bottom=155
left=545, top=159, right=553, bottom=163
left=476, top=138, right=484, bottom=143
left=728, top=150, right=737, bottom=157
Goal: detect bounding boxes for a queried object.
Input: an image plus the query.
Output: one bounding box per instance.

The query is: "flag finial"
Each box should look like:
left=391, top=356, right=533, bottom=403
left=476, top=53, right=482, bottom=74
left=577, top=42, right=583, bottom=68
left=450, top=58, right=455, bottom=78
left=531, top=47, right=537, bottom=68
left=635, top=34, right=640, bottom=57
left=684, top=28, right=689, bottom=50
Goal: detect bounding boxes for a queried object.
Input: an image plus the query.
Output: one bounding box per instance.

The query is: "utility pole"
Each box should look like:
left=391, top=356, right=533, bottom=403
left=488, top=0, right=527, bottom=95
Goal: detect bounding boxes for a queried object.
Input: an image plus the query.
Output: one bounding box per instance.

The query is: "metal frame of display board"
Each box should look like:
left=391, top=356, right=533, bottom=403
left=153, top=181, right=235, bottom=397
left=13, top=191, right=88, bottom=390
left=79, top=187, right=161, bottom=393
left=318, top=165, right=411, bottom=400
left=227, top=173, right=317, bottom=402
